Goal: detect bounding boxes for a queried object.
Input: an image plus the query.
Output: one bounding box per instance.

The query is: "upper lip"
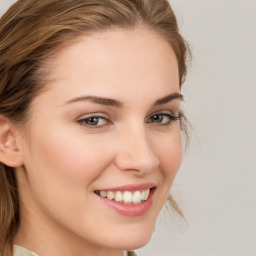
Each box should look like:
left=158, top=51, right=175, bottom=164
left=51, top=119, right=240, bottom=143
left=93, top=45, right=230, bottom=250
left=95, top=183, right=157, bottom=192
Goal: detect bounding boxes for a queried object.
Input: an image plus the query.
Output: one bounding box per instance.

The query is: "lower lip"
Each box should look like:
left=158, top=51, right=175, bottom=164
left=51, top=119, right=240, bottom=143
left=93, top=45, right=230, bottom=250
left=96, top=188, right=155, bottom=217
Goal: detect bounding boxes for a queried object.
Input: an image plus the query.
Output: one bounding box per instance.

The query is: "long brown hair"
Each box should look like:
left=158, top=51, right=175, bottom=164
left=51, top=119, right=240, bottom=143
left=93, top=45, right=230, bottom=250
left=0, top=0, right=190, bottom=255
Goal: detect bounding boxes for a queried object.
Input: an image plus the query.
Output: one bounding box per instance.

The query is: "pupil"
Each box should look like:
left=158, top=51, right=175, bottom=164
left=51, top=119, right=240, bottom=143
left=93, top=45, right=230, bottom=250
left=152, top=115, right=162, bottom=122
left=87, top=117, right=98, bottom=125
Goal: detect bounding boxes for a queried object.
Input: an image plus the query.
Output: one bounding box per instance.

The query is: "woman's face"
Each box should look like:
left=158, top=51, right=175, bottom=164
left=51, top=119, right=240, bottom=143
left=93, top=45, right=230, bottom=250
left=15, top=28, right=182, bottom=254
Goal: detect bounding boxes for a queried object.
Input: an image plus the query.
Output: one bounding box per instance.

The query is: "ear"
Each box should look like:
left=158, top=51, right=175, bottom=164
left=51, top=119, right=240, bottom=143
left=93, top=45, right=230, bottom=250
left=0, top=115, right=24, bottom=167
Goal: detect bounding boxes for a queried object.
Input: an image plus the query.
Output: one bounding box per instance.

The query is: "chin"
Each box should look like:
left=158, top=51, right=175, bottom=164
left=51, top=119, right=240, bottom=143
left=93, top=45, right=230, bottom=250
left=123, top=236, right=153, bottom=251
left=106, top=223, right=155, bottom=251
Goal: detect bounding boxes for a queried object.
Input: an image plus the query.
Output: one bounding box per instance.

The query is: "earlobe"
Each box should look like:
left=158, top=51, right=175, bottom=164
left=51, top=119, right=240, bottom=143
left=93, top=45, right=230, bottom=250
left=0, top=116, right=24, bottom=167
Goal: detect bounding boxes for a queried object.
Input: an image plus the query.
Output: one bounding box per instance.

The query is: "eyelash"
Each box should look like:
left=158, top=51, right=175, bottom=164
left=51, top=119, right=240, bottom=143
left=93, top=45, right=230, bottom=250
left=77, top=112, right=181, bottom=129
left=77, top=116, right=110, bottom=128
left=146, top=113, right=181, bottom=126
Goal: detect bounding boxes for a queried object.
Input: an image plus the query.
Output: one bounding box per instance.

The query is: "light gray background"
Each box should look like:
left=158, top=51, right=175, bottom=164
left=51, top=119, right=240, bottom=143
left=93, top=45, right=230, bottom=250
left=1, top=1, right=255, bottom=256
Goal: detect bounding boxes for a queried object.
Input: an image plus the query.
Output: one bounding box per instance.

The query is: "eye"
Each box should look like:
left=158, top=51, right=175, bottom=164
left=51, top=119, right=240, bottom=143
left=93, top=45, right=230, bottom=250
left=146, top=113, right=180, bottom=126
left=77, top=116, right=109, bottom=128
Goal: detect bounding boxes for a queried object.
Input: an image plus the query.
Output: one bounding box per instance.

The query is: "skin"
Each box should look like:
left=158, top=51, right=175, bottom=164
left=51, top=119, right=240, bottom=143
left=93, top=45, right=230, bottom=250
left=12, top=27, right=183, bottom=256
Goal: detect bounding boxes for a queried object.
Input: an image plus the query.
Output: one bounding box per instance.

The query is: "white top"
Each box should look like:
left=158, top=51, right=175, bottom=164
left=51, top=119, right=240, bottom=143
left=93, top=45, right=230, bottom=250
left=13, top=245, right=38, bottom=256
left=13, top=245, right=131, bottom=256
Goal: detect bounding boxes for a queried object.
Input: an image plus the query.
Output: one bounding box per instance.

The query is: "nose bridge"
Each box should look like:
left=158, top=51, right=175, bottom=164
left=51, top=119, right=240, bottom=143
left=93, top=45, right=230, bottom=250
left=115, top=122, right=159, bottom=174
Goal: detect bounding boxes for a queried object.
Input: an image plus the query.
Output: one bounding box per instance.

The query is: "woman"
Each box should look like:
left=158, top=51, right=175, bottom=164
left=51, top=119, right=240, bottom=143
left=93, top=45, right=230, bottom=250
left=0, top=0, right=190, bottom=255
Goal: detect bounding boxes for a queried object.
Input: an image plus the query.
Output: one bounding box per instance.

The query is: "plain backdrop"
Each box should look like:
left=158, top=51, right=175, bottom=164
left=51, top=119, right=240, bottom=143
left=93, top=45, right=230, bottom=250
left=1, top=1, right=255, bottom=256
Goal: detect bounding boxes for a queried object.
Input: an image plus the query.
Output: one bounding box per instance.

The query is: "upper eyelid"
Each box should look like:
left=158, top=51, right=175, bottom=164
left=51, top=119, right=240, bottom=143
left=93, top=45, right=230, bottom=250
left=76, top=112, right=110, bottom=120
left=146, top=113, right=179, bottom=122
left=147, top=109, right=178, bottom=118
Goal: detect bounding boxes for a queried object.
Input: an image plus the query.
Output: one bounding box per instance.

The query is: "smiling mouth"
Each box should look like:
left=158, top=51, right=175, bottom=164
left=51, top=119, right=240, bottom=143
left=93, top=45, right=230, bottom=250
left=95, top=188, right=153, bottom=205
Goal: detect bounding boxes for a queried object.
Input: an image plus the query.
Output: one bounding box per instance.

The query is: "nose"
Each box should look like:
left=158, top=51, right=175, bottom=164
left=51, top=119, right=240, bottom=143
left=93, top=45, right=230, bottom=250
left=114, top=125, right=160, bottom=175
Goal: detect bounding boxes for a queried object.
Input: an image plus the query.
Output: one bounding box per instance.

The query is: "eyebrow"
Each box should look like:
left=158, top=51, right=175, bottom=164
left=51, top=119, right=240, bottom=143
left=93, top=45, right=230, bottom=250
left=64, top=92, right=183, bottom=108
left=153, top=92, right=183, bottom=106
left=65, top=95, right=123, bottom=107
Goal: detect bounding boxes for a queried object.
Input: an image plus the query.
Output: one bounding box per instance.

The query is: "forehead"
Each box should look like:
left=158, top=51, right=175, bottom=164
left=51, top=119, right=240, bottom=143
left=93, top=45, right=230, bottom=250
left=40, top=28, right=180, bottom=105
left=50, top=28, right=178, bottom=73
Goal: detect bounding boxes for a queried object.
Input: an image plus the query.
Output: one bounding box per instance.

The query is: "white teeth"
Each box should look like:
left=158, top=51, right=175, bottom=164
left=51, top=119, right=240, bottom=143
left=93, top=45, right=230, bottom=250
left=144, top=188, right=150, bottom=200
left=97, top=188, right=151, bottom=204
left=107, top=191, right=115, bottom=200
left=100, top=191, right=107, bottom=198
left=115, top=191, right=123, bottom=202
left=123, top=191, right=133, bottom=204
left=141, top=190, right=146, bottom=200
left=132, top=191, right=142, bottom=204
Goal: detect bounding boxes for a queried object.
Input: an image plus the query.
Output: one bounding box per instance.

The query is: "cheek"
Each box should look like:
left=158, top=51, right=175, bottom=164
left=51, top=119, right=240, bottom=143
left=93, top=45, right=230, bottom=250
left=21, top=124, right=116, bottom=210
left=153, top=129, right=182, bottom=213
left=21, top=125, right=119, bottom=236
left=26, top=128, right=111, bottom=180
left=156, top=129, right=182, bottom=181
